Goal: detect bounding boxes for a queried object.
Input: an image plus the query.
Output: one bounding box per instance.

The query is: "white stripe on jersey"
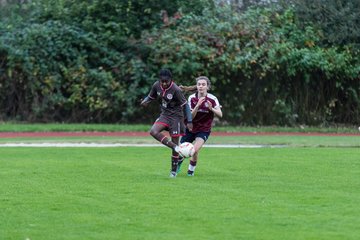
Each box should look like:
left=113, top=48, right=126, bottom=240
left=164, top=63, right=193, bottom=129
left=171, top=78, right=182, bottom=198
left=188, top=93, right=220, bottom=110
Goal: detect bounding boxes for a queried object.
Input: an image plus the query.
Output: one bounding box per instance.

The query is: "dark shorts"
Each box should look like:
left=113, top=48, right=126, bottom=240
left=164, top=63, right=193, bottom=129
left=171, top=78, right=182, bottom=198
left=180, top=129, right=211, bottom=143
left=154, top=115, right=186, bottom=137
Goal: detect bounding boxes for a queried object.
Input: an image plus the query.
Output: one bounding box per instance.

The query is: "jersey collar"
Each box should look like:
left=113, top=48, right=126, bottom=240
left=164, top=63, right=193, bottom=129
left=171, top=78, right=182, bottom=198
left=160, top=81, right=174, bottom=96
left=196, top=92, right=207, bottom=99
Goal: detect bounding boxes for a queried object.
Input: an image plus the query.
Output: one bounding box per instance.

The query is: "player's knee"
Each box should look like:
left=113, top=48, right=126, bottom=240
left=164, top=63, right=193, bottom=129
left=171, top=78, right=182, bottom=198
left=193, top=146, right=202, bottom=155
left=149, top=128, right=158, bottom=138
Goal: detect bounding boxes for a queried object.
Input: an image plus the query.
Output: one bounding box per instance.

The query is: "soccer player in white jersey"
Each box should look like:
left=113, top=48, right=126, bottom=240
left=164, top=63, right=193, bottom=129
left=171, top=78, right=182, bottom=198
left=178, top=76, right=223, bottom=176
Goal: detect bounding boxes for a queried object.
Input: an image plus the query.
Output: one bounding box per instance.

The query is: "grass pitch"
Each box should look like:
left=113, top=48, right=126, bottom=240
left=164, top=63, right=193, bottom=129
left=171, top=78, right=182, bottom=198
left=1, top=147, right=359, bottom=240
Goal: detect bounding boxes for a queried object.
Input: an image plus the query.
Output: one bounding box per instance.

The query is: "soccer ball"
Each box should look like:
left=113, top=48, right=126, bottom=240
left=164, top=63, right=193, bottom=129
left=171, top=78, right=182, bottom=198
left=178, top=142, right=195, bottom=158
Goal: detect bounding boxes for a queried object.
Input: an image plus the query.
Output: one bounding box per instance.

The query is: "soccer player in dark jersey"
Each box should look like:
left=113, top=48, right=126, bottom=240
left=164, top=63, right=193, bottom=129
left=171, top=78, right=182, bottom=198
left=178, top=76, right=223, bottom=176
left=140, top=69, right=193, bottom=178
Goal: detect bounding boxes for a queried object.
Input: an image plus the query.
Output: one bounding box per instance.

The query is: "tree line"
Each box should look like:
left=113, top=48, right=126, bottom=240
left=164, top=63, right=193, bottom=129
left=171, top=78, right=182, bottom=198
left=0, top=0, right=359, bottom=126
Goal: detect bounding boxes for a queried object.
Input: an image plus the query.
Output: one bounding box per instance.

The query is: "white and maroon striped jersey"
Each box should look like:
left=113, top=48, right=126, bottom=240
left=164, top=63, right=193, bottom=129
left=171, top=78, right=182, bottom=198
left=188, top=92, right=220, bottom=132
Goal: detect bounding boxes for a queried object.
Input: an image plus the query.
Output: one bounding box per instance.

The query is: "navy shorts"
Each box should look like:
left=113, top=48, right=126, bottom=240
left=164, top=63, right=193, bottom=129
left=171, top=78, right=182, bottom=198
left=180, top=129, right=211, bottom=143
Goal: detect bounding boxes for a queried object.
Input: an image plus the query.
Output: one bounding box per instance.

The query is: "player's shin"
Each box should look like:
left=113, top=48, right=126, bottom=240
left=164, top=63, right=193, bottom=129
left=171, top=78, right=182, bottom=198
left=171, top=155, right=179, bottom=172
left=151, top=132, right=177, bottom=149
left=188, top=160, right=197, bottom=176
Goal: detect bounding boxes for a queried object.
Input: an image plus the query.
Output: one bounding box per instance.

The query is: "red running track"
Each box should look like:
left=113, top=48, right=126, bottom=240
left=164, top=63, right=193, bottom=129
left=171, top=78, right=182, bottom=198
left=0, top=131, right=359, bottom=138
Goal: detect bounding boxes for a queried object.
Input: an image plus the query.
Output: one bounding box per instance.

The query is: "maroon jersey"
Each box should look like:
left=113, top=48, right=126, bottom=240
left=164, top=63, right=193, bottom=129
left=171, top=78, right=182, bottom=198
left=148, top=81, right=187, bottom=118
left=188, top=92, right=220, bottom=132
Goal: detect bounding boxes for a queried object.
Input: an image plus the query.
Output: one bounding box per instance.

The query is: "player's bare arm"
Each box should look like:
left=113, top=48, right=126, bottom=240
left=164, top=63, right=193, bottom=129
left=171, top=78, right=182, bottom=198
left=191, top=97, right=206, bottom=118
left=207, top=101, right=223, bottom=118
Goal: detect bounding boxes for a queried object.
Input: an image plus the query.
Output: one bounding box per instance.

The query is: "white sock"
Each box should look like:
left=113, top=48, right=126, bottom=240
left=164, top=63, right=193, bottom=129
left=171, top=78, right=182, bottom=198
left=188, top=164, right=196, bottom=172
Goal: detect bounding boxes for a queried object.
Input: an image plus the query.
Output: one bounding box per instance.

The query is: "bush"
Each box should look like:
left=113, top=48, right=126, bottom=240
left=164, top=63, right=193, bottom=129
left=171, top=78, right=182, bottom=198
left=142, top=7, right=359, bottom=125
left=0, top=20, right=126, bottom=122
left=0, top=2, right=358, bottom=125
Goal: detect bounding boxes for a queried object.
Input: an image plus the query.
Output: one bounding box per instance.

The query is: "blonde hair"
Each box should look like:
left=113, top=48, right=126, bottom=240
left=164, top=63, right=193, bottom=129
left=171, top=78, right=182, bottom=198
left=179, top=85, right=197, bottom=92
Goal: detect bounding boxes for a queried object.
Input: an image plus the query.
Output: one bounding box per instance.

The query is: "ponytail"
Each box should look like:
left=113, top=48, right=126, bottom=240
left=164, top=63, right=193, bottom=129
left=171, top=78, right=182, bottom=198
left=179, top=85, right=197, bottom=93
left=180, top=76, right=211, bottom=93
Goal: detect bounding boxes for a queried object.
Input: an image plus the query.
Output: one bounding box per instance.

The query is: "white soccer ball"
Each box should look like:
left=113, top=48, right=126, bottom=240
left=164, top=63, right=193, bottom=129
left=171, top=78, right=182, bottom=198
left=178, top=142, right=195, bottom=158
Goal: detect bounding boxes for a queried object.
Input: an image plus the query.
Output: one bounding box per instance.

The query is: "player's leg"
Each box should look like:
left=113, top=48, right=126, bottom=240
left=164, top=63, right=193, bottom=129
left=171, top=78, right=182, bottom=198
left=177, top=129, right=195, bottom=173
left=169, top=136, right=181, bottom=177
left=168, top=118, right=187, bottom=177
left=149, top=120, right=178, bottom=150
left=187, top=137, right=205, bottom=176
left=187, top=132, right=210, bottom=176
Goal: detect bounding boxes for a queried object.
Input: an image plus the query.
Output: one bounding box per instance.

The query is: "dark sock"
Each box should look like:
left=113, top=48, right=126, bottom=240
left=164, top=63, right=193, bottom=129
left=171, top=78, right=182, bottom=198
left=171, top=158, right=178, bottom=172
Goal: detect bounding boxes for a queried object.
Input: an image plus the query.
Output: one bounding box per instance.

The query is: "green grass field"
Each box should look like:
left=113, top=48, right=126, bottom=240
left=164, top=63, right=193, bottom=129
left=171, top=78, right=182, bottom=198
left=1, top=146, right=359, bottom=240
left=0, top=135, right=359, bottom=148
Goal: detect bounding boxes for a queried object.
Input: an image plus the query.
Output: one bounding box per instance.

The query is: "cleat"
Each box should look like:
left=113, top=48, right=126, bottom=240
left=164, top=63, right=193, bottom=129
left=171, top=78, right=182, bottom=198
left=187, top=171, right=194, bottom=177
left=169, top=171, right=177, bottom=178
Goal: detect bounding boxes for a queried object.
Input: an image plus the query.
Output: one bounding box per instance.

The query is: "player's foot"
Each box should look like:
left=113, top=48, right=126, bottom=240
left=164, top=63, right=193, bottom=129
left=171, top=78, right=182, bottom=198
left=169, top=171, right=177, bottom=178
left=176, top=158, right=184, bottom=173
left=187, top=170, right=194, bottom=176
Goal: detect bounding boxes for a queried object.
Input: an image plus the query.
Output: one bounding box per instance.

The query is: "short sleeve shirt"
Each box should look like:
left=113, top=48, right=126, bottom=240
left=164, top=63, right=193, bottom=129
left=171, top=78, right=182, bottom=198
left=148, top=81, right=187, bottom=118
left=188, top=92, right=220, bottom=132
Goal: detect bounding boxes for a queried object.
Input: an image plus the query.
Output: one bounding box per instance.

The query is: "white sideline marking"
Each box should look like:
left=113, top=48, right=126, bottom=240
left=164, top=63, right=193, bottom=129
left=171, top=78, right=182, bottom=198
left=0, top=143, right=285, bottom=148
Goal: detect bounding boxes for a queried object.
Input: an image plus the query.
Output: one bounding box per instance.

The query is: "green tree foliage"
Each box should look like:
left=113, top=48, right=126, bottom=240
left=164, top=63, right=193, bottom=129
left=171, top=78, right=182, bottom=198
left=288, top=0, right=360, bottom=47
left=142, top=6, right=359, bottom=125
left=0, top=0, right=214, bottom=123
left=0, top=20, right=127, bottom=122
left=0, top=1, right=359, bottom=125
left=29, top=0, right=213, bottom=41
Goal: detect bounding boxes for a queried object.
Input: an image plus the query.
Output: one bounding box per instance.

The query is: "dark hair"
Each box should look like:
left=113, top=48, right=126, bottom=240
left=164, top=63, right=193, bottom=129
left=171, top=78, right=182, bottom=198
left=159, top=69, right=172, bottom=80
